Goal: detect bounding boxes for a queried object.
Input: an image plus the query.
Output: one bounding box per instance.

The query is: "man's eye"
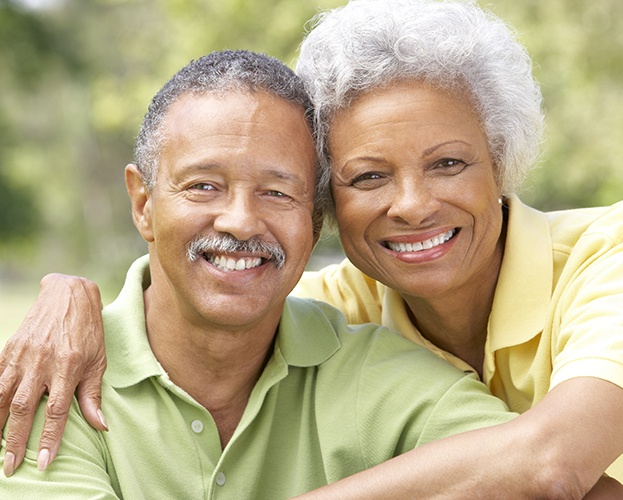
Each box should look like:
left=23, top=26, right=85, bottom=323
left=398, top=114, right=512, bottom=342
left=190, top=183, right=215, bottom=191
left=265, top=190, right=293, bottom=200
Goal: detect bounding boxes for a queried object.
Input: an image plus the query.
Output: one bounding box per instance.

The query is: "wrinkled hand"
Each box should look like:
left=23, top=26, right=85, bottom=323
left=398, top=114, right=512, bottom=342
left=0, top=274, right=107, bottom=477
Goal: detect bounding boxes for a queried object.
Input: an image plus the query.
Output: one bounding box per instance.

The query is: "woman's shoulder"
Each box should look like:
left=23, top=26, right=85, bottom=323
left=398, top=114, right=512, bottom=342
left=544, top=200, right=623, bottom=251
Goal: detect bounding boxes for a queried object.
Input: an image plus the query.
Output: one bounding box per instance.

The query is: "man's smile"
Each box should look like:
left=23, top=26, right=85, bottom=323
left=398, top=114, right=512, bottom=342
left=205, top=253, right=265, bottom=272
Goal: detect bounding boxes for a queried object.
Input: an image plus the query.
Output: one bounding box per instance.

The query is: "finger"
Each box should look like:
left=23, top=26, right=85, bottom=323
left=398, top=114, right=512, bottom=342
left=75, top=356, right=108, bottom=432
left=3, top=381, right=46, bottom=477
left=0, top=337, right=28, bottom=435
left=0, top=338, right=17, bottom=374
left=0, top=365, right=20, bottom=435
left=36, top=389, right=73, bottom=471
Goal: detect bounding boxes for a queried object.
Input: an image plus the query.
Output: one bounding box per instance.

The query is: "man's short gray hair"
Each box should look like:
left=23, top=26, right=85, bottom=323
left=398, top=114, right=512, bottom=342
left=134, top=49, right=323, bottom=235
left=296, top=0, right=545, bottom=213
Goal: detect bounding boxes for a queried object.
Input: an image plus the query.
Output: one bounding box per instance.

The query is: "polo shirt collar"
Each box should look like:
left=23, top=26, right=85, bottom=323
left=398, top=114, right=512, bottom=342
left=276, top=297, right=341, bottom=367
left=103, top=256, right=340, bottom=389
left=103, top=255, right=163, bottom=389
left=487, top=195, right=553, bottom=351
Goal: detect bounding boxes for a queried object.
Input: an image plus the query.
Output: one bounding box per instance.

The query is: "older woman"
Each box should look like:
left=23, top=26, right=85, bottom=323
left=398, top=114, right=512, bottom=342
left=291, top=0, right=623, bottom=496
left=2, top=0, right=623, bottom=497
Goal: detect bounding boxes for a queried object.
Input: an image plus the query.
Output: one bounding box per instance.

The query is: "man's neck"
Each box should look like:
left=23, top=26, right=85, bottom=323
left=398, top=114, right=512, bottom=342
left=143, top=285, right=279, bottom=448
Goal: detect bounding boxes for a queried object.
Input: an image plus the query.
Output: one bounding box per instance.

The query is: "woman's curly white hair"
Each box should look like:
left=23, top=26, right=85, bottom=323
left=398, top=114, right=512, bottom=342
left=296, top=0, right=545, bottom=216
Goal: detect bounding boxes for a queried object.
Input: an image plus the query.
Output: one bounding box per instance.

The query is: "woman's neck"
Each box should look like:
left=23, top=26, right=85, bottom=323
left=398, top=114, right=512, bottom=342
left=403, top=223, right=506, bottom=378
left=405, top=293, right=492, bottom=377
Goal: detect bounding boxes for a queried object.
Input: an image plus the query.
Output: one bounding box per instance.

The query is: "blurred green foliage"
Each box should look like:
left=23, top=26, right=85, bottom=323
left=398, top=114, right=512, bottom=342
left=493, top=0, right=623, bottom=210
left=0, top=0, right=344, bottom=292
left=0, top=0, right=622, bottom=296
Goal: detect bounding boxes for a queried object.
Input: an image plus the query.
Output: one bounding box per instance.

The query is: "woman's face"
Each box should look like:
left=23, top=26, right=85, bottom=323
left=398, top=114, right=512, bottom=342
left=329, top=82, right=505, bottom=301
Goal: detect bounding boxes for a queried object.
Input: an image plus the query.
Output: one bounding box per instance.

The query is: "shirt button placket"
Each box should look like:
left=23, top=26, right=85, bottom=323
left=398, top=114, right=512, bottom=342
left=191, top=419, right=204, bottom=433
left=215, top=471, right=226, bottom=487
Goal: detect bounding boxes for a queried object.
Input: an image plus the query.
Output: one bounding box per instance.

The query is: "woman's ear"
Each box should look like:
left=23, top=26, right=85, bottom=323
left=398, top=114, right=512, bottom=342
left=125, top=164, right=154, bottom=242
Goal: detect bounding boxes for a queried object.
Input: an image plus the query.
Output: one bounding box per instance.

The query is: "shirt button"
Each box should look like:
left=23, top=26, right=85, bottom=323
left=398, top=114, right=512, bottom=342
left=215, top=471, right=226, bottom=486
left=191, top=420, right=204, bottom=433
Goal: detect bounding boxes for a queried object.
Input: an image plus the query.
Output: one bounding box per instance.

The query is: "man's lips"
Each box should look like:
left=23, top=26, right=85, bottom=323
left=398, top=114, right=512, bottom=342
left=384, top=228, right=458, bottom=252
left=187, top=234, right=286, bottom=270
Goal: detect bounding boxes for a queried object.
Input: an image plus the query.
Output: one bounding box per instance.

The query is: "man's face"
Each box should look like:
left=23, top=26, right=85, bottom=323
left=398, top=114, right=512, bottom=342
left=133, top=90, right=317, bottom=331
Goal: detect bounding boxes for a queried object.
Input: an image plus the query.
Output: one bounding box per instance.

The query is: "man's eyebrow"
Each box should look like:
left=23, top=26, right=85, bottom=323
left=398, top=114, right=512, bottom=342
left=177, top=163, right=307, bottom=184
left=260, top=169, right=306, bottom=184
left=175, top=161, right=219, bottom=174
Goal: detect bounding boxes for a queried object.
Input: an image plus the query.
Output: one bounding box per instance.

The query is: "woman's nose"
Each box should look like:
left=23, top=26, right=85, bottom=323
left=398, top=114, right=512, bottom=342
left=386, top=177, right=440, bottom=225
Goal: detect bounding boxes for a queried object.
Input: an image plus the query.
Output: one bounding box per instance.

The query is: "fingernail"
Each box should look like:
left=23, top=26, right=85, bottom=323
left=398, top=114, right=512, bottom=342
left=4, top=452, right=15, bottom=477
left=37, top=449, right=50, bottom=471
left=97, top=409, right=109, bottom=431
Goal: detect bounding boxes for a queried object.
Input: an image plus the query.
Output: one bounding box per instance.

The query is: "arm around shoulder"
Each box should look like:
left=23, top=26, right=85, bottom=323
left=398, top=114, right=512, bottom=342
left=297, top=376, right=623, bottom=499
left=0, top=273, right=108, bottom=475
left=0, top=395, right=117, bottom=498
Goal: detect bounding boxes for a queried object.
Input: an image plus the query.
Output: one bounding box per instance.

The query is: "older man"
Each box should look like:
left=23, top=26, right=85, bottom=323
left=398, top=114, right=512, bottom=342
left=0, top=50, right=514, bottom=497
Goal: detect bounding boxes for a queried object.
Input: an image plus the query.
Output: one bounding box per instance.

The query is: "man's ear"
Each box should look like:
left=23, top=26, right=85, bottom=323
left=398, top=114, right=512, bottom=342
left=125, top=164, right=154, bottom=242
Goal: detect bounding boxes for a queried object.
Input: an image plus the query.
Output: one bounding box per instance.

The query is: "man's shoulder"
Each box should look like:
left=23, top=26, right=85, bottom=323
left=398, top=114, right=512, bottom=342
left=8, top=394, right=104, bottom=464
left=293, top=259, right=386, bottom=324
left=284, top=298, right=514, bottom=458
left=283, top=296, right=467, bottom=382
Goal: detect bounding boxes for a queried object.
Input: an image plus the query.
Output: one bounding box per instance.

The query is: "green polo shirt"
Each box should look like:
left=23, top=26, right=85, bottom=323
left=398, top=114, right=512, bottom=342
left=0, top=256, right=515, bottom=498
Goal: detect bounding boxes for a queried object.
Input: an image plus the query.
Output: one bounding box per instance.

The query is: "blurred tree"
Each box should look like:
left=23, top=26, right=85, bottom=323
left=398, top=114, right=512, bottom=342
left=0, top=0, right=344, bottom=289
left=0, top=0, right=52, bottom=249
left=491, top=0, right=623, bottom=210
left=0, top=106, right=38, bottom=247
left=0, top=168, right=40, bottom=246
left=0, top=0, right=621, bottom=296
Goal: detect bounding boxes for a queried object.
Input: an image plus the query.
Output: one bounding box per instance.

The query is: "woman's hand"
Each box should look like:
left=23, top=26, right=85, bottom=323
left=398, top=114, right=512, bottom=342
left=0, top=274, right=107, bottom=476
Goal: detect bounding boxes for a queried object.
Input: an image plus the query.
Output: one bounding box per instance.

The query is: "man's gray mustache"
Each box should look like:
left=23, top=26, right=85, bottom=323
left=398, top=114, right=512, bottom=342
left=186, top=234, right=286, bottom=269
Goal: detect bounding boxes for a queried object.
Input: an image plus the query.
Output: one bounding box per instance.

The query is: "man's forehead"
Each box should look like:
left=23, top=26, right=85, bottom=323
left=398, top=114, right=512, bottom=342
left=160, top=90, right=310, bottom=143
left=156, top=89, right=317, bottom=186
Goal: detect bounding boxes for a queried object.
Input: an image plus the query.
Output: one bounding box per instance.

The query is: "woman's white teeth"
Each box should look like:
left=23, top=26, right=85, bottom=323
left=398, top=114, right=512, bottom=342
left=208, top=255, right=263, bottom=271
left=388, top=229, right=455, bottom=252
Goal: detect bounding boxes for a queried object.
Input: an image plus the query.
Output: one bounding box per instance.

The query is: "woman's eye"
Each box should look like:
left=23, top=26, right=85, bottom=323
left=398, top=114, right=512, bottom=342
left=351, top=172, right=385, bottom=187
left=264, top=190, right=294, bottom=201
left=435, top=159, right=467, bottom=172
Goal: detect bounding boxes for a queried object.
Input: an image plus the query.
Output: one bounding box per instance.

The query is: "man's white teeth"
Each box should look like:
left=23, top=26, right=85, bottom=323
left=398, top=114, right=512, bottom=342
left=208, top=255, right=263, bottom=271
left=388, top=229, right=456, bottom=252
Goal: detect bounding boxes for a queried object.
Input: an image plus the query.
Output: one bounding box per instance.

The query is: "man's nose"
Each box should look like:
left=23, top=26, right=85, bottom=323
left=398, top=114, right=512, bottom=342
left=212, top=192, right=267, bottom=241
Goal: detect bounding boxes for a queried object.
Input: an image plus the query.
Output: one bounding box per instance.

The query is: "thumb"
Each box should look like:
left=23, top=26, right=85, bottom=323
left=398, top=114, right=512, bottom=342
left=75, top=359, right=107, bottom=431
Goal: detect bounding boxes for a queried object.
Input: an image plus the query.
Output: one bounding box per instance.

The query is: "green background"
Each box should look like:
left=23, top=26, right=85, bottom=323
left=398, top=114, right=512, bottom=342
left=1, top=0, right=622, bottom=338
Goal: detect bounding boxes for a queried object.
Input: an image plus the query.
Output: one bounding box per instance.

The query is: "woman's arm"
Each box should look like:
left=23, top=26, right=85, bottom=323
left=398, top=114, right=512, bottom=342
left=0, top=274, right=107, bottom=476
left=296, top=377, right=623, bottom=499
left=0, top=394, right=118, bottom=498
